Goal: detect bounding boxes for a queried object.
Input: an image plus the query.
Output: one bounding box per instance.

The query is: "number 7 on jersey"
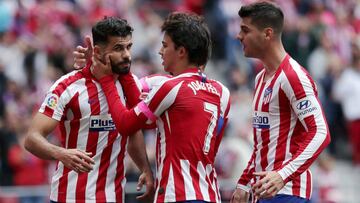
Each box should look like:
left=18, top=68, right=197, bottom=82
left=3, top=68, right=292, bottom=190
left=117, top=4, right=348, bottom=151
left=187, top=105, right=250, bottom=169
left=203, top=102, right=218, bottom=154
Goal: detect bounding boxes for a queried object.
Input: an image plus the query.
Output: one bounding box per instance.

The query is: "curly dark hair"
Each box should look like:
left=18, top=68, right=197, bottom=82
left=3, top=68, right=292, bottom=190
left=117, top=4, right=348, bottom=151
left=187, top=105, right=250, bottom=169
left=161, top=12, right=212, bottom=67
left=92, top=16, right=133, bottom=46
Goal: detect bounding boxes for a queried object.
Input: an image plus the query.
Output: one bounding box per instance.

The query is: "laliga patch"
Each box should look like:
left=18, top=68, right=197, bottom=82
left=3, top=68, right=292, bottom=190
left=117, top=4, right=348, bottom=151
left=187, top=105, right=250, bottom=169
left=295, top=97, right=319, bottom=119
left=89, top=114, right=116, bottom=131
left=46, top=94, right=59, bottom=109
left=253, top=111, right=270, bottom=129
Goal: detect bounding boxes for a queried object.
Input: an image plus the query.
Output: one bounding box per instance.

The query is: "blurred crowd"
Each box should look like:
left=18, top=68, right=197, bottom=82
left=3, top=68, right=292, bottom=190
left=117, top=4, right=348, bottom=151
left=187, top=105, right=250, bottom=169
left=1, top=0, right=360, bottom=202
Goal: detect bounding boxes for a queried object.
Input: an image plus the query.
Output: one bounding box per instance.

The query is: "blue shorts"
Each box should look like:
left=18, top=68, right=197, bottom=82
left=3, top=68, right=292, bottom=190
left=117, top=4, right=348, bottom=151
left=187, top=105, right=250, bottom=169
left=258, top=194, right=309, bottom=203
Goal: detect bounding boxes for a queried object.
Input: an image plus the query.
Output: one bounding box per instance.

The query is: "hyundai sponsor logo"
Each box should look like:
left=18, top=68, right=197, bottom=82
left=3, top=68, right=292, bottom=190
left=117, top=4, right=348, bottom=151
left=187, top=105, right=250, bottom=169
left=296, top=100, right=311, bottom=110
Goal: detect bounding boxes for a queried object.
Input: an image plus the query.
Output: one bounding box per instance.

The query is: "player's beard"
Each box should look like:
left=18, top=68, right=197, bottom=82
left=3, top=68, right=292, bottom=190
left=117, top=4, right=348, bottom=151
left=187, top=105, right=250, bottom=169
left=111, top=59, right=131, bottom=75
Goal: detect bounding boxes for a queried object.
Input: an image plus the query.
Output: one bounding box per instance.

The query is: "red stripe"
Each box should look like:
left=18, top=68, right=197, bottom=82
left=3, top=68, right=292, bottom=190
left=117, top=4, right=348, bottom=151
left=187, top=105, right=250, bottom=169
left=259, top=68, right=282, bottom=171
left=287, top=116, right=330, bottom=182
left=115, top=134, right=127, bottom=202
left=239, top=128, right=257, bottom=185
left=96, top=130, right=117, bottom=201
left=274, top=89, right=290, bottom=169
left=58, top=93, right=81, bottom=202
left=282, top=59, right=306, bottom=100
left=147, top=79, right=181, bottom=112
left=207, top=168, right=216, bottom=202
left=190, top=162, right=203, bottom=200
left=52, top=71, right=84, bottom=99
left=253, top=71, right=265, bottom=98
left=156, top=162, right=170, bottom=202
left=43, top=106, right=55, bottom=118
left=75, top=78, right=100, bottom=201
left=254, top=78, right=266, bottom=111
left=292, top=175, right=300, bottom=196
left=306, top=170, right=312, bottom=198
left=174, top=162, right=185, bottom=201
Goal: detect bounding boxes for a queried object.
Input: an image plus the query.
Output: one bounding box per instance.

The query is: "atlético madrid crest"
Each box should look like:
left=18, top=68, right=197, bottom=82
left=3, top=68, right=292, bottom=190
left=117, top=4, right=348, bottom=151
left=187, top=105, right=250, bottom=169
left=263, top=87, right=272, bottom=104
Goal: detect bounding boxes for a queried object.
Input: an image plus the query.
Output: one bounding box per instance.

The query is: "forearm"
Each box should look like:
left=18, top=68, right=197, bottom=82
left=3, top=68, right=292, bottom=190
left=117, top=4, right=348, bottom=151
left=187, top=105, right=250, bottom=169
left=128, top=131, right=152, bottom=173
left=118, top=73, right=141, bottom=108
left=237, top=151, right=256, bottom=191
left=25, top=131, right=63, bottom=160
left=99, top=76, right=147, bottom=135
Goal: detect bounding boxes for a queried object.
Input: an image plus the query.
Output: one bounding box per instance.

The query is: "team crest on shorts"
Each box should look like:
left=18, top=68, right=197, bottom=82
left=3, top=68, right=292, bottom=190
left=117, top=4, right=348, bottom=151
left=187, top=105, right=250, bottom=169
left=47, top=94, right=58, bottom=109
left=263, top=87, right=272, bottom=104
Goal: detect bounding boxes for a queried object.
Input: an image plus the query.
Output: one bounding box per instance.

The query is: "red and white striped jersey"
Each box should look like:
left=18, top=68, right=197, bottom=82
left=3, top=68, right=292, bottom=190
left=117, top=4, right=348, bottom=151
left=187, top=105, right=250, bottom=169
left=39, top=66, right=131, bottom=202
left=136, top=68, right=231, bottom=203
left=139, top=74, right=173, bottom=93
left=237, top=55, right=330, bottom=199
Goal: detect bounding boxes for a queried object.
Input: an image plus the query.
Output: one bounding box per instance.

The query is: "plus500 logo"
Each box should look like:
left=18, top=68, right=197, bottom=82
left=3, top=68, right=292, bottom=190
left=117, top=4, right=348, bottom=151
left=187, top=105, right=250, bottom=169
left=253, top=113, right=270, bottom=129
left=89, top=115, right=116, bottom=131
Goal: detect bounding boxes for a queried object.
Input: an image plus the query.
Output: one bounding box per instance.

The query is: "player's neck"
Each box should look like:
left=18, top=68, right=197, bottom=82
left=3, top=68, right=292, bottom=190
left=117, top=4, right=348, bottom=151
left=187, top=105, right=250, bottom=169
left=172, top=61, right=196, bottom=76
left=262, top=44, right=286, bottom=81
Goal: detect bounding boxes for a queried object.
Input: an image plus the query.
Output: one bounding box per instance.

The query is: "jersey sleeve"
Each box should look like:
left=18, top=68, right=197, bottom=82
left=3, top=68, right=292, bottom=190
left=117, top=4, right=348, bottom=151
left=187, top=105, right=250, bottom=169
left=38, top=75, right=75, bottom=121
left=99, top=75, right=179, bottom=135
left=236, top=71, right=263, bottom=191
left=117, top=73, right=142, bottom=108
left=277, top=67, right=331, bottom=183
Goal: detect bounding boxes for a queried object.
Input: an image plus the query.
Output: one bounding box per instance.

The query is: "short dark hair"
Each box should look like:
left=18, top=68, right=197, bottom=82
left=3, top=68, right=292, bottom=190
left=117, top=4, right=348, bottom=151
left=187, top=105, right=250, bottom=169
left=161, top=12, right=211, bottom=67
left=92, top=16, right=133, bottom=46
left=238, top=1, right=284, bottom=35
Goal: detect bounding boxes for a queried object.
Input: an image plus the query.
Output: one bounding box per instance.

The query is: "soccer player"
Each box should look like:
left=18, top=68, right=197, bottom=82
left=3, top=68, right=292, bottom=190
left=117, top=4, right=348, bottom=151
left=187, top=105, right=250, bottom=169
left=90, top=12, right=231, bottom=203
left=230, top=2, right=331, bottom=203
left=24, top=17, right=154, bottom=202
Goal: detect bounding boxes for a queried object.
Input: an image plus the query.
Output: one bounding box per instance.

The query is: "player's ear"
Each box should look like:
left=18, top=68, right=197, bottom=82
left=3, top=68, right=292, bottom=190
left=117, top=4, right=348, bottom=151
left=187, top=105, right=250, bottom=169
left=263, top=27, right=273, bottom=40
left=93, top=45, right=102, bottom=59
left=178, top=46, right=187, bottom=58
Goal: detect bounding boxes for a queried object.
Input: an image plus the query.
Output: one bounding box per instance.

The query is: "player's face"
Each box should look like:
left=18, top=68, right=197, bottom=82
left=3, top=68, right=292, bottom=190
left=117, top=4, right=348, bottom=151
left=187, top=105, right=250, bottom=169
left=158, top=33, right=180, bottom=75
left=102, top=35, right=132, bottom=75
left=236, top=17, right=266, bottom=59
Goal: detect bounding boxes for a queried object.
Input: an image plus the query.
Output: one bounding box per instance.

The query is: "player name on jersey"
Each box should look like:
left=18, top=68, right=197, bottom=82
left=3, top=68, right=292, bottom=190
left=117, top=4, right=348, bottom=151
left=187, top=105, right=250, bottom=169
left=187, top=80, right=220, bottom=96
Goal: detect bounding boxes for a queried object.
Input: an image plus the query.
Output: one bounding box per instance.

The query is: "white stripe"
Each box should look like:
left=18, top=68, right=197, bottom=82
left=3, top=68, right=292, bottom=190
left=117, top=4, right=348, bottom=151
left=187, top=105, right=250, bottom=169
left=197, top=162, right=210, bottom=201
left=105, top=136, right=121, bottom=201
left=50, top=162, right=63, bottom=201
left=267, top=83, right=280, bottom=171
left=181, top=160, right=196, bottom=200
left=154, top=119, right=166, bottom=201
left=299, top=172, right=307, bottom=197
left=213, top=169, right=221, bottom=203
left=218, top=82, right=230, bottom=117
left=206, top=164, right=217, bottom=201
left=307, top=170, right=313, bottom=197
left=164, top=164, right=176, bottom=202
left=147, top=81, right=183, bottom=117
left=165, top=111, right=171, bottom=134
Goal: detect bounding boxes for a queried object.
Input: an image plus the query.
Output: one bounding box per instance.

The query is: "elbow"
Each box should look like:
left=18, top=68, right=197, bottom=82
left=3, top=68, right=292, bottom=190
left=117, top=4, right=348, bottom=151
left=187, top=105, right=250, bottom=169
left=24, top=132, right=35, bottom=154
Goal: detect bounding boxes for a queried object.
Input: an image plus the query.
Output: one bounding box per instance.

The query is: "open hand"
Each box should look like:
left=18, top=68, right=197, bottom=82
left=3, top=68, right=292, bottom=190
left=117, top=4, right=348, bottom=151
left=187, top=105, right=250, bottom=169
left=57, top=148, right=95, bottom=173
left=136, top=170, right=155, bottom=202
left=230, top=188, right=250, bottom=203
left=91, top=54, right=113, bottom=80
left=73, top=35, right=93, bottom=70
left=252, top=171, right=284, bottom=199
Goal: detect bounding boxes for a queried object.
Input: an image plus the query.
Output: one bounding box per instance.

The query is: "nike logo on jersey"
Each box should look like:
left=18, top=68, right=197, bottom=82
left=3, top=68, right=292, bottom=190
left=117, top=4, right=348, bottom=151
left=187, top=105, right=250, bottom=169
left=187, top=81, right=220, bottom=96
left=89, top=114, right=116, bottom=131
